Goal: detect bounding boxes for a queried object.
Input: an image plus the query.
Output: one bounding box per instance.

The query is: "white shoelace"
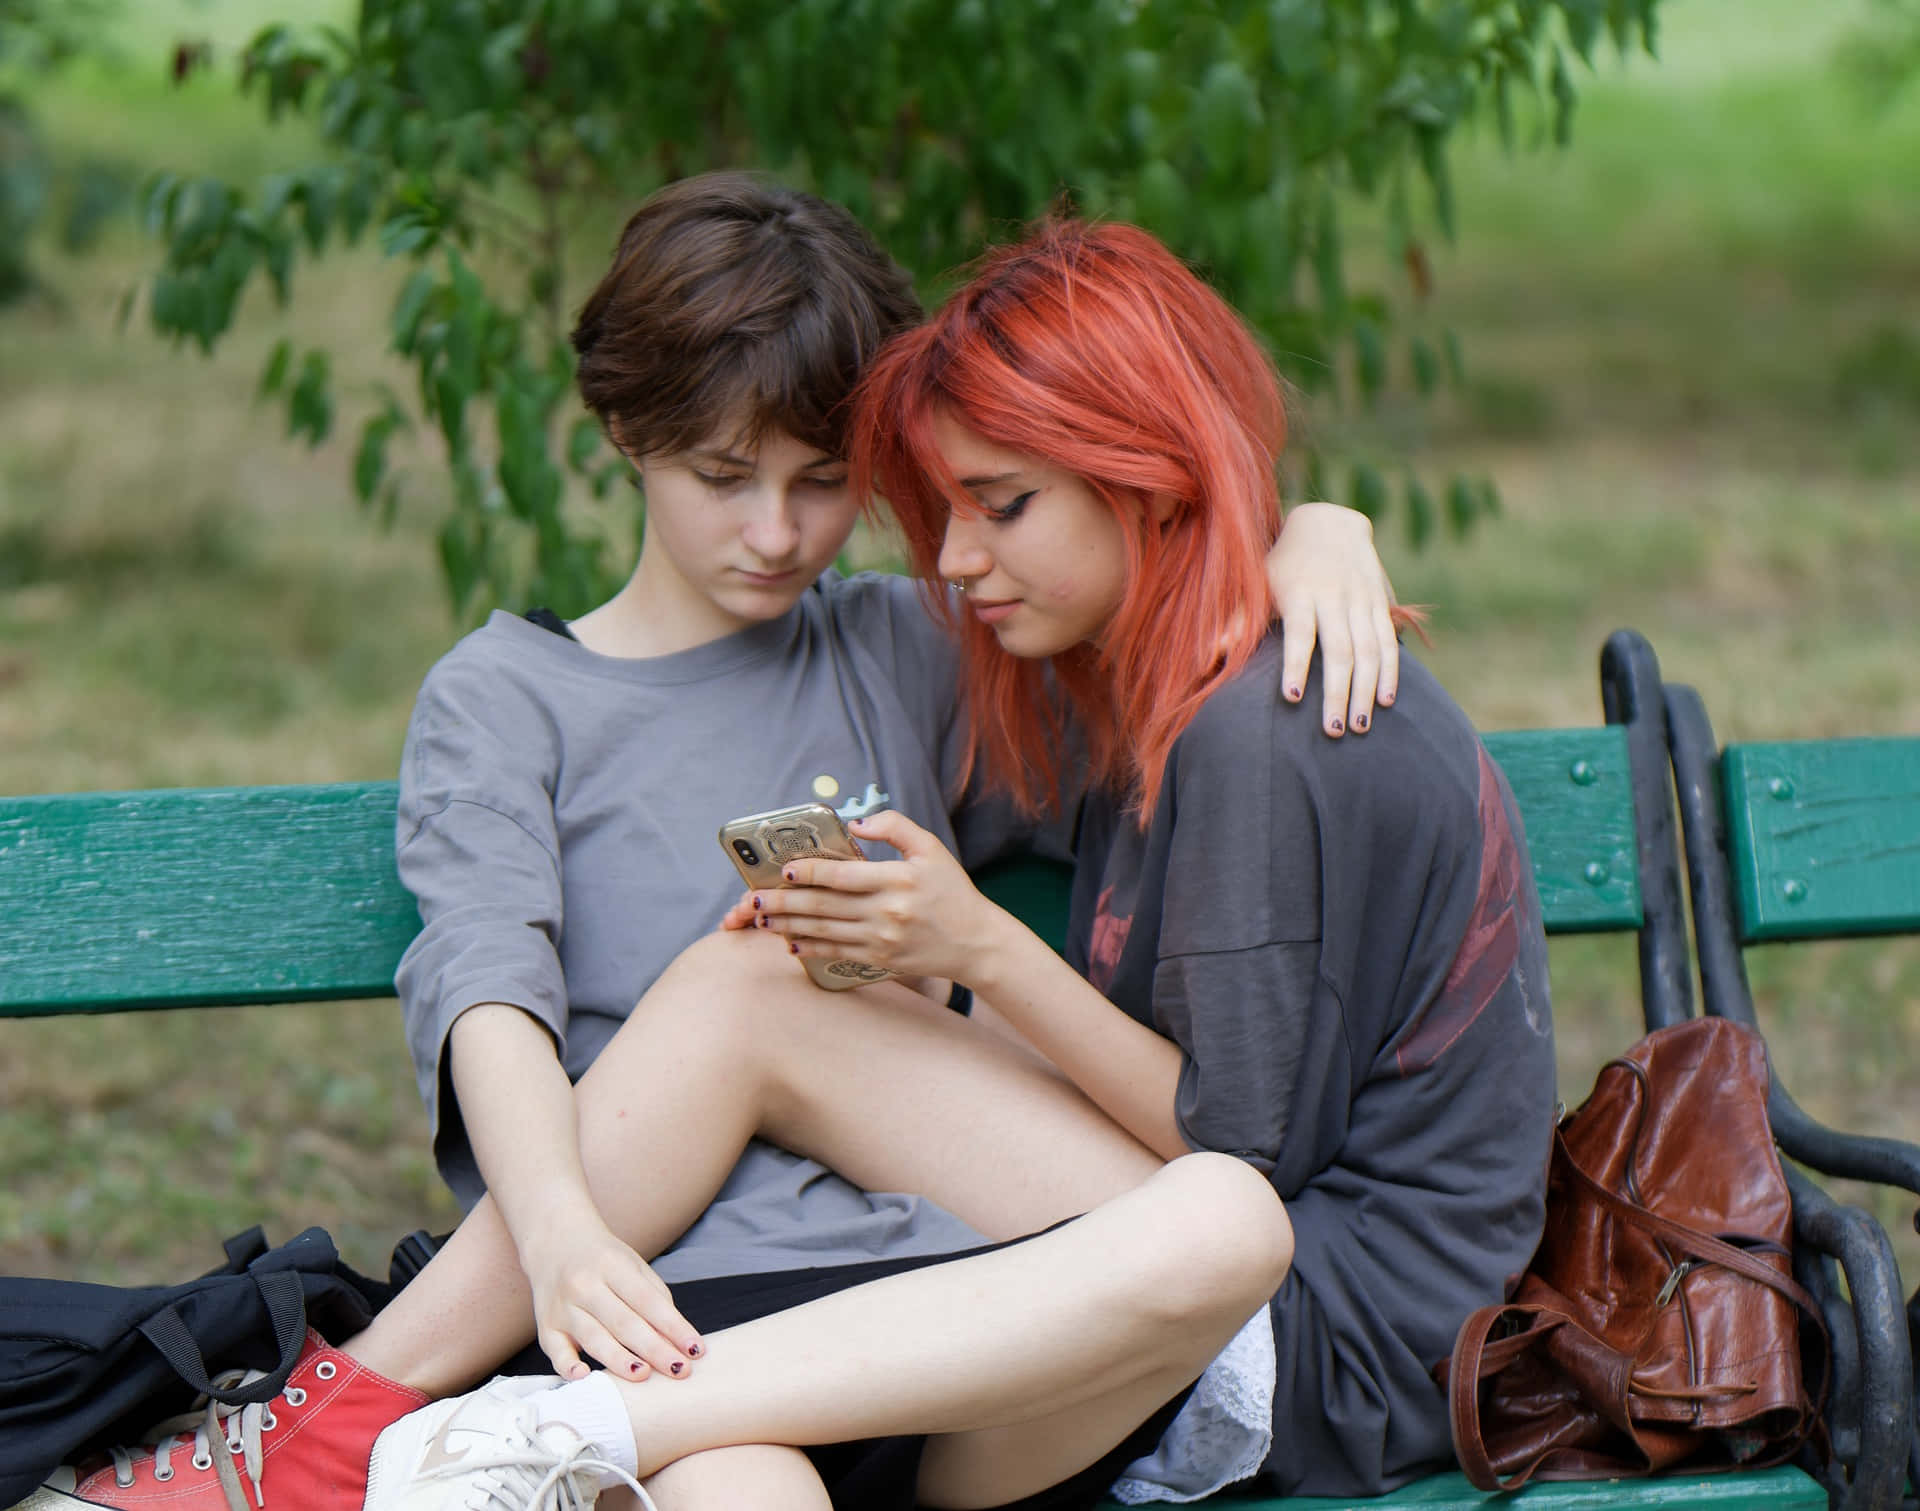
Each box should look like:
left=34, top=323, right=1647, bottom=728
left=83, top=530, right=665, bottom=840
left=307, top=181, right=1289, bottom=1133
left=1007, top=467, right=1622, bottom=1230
left=412, top=1427, right=660, bottom=1511
left=104, top=1367, right=290, bottom=1511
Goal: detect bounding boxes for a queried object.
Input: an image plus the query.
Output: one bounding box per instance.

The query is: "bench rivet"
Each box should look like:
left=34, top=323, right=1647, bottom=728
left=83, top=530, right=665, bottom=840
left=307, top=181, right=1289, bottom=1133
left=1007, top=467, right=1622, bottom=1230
left=1568, top=760, right=1598, bottom=786
left=1584, top=861, right=1610, bottom=886
left=1768, top=777, right=1795, bottom=801
left=1781, top=878, right=1808, bottom=903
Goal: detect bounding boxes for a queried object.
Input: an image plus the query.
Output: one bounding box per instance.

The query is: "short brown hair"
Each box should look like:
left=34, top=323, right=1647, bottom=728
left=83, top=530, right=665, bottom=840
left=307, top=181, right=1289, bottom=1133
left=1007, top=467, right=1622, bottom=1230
left=572, top=173, right=922, bottom=460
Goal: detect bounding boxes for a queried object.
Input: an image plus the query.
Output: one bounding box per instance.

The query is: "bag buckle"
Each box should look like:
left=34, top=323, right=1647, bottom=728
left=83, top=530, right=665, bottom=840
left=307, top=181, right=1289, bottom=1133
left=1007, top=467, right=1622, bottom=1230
left=1656, top=1260, right=1696, bottom=1308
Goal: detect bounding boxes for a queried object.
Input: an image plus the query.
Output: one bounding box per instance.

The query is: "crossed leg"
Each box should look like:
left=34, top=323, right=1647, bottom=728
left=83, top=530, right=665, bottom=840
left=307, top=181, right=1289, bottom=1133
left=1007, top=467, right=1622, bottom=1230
left=347, top=927, right=1292, bottom=1504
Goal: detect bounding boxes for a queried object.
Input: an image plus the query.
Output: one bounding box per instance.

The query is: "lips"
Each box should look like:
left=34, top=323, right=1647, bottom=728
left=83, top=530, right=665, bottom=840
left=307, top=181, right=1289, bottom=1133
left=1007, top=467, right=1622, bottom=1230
left=969, top=597, right=1020, bottom=625
left=738, top=567, right=801, bottom=588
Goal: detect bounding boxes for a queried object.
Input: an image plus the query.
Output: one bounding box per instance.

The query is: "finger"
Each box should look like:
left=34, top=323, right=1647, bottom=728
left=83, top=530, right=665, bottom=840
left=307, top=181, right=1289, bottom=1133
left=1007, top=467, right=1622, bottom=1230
left=1277, top=602, right=1315, bottom=705
left=845, top=809, right=934, bottom=856
left=1315, top=609, right=1355, bottom=737
left=752, top=888, right=870, bottom=924
left=571, top=1312, right=654, bottom=1383
left=1345, top=601, right=1381, bottom=735
left=1374, top=589, right=1400, bottom=708
left=608, top=1278, right=704, bottom=1377
left=778, top=856, right=893, bottom=892
left=762, top=914, right=877, bottom=945
left=538, top=1325, right=593, bottom=1383
left=720, top=895, right=758, bottom=931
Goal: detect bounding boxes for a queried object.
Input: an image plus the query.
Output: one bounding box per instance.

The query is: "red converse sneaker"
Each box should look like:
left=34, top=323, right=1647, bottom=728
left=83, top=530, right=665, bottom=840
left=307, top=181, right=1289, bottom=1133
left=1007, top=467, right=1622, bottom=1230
left=16, top=1330, right=428, bottom=1511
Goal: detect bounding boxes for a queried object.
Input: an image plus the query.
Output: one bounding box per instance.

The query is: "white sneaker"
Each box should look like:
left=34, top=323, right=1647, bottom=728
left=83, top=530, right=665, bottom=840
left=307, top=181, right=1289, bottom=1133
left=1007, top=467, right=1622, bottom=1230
left=363, top=1376, right=656, bottom=1511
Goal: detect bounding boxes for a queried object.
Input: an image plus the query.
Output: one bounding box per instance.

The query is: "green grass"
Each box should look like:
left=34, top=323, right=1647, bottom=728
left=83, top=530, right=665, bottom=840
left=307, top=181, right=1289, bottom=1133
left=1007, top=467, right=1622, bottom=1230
left=2, top=0, right=1916, bottom=1297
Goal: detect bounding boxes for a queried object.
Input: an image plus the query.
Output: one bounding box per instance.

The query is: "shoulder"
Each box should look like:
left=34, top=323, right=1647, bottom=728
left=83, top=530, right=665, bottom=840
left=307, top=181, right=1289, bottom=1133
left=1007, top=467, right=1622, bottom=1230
left=812, top=569, right=962, bottom=696
left=1174, top=634, right=1485, bottom=822
left=411, top=613, right=569, bottom=729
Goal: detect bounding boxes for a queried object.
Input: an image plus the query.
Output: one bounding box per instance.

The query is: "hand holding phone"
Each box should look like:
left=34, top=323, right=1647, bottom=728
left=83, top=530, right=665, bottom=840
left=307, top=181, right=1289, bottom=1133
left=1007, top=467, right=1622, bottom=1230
left=718, top=803, right=894, bottom=991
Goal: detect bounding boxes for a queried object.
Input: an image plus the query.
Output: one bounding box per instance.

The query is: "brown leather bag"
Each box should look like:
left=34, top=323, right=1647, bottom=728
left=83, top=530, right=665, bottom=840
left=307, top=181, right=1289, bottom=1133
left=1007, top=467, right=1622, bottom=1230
left=1441, top=1017, right=1827, bottom=1490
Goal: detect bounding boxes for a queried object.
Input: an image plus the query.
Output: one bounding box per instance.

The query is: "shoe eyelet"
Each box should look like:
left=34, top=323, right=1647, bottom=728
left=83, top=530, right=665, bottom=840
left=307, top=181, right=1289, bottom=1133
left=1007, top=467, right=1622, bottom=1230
left=315, top=1359, right=338, bottom=1380
left=192, top=1452, right=213, bottom=1472
left=154, top=1466, right=174, bottom=1483
left=285, top=1386, right=308, bottom=1406
left=261, top=1408, right=278, bottom=1431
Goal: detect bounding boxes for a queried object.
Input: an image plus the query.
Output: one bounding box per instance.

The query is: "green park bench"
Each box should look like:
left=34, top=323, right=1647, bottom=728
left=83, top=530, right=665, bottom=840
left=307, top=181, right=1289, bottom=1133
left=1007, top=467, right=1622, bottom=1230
left=1, top=630, right=1911, bottom=1511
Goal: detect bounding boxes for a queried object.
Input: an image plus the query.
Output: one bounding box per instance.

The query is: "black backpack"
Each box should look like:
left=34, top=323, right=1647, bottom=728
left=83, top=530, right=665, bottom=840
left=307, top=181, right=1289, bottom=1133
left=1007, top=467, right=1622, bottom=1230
left=0, top=1227, right=405, bottom=1504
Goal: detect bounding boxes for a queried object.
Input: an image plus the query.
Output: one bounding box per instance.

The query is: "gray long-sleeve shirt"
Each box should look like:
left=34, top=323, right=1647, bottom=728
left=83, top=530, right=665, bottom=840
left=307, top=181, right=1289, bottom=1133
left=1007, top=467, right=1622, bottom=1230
left=394, top=573, right=1018, bottom=1280
left=1068, top=638, right=1557, bottom=1497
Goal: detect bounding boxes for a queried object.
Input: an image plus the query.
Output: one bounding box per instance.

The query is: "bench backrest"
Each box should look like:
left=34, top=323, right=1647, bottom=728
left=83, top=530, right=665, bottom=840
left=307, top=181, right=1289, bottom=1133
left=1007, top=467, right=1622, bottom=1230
left=1719, top=735, right=1920, bottom=943
left=0, top=727, right=1641, bottom=1018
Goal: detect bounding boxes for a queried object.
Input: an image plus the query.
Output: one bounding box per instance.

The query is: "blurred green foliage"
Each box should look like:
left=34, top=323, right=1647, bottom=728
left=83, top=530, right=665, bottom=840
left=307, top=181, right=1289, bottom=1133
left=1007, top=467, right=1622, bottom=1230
left=1837, top=0, right=1920, bottom=110
left=0, top=0, right=130, bottom=303
left=143, top=0, right=1662, bottom=619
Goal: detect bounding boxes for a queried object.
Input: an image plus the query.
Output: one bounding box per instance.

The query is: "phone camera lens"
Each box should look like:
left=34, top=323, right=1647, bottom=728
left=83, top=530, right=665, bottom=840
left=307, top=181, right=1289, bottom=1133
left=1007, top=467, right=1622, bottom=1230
left=732, top=839, right=760, bottom=866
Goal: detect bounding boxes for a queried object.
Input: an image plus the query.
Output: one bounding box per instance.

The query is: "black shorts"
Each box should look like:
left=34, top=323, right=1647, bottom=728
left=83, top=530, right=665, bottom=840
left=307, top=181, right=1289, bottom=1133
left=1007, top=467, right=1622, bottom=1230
left=492, top=1238, right=1191, bottom=1511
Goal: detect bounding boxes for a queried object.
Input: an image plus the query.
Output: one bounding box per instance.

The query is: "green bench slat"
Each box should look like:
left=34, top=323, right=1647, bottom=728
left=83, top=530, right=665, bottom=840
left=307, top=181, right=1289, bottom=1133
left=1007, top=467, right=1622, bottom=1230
left=0, top=782, right=414, bottom=1015
left=1722, top=736, right=1920, bottom=942
left=1484, top=727, right=1640, bottom=932
left=0, top=729, right=1640, bottom=1016
left=1095, top=1465, right=1824, bottom=1510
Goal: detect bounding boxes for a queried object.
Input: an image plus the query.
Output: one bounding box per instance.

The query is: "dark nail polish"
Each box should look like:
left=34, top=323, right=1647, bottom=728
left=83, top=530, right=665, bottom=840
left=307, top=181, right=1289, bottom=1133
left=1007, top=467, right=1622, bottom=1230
left=1329, top=718, right=1344, bottom=734
left=782, top=868, right=796, bottom=882
left=751, top=894, right=761, bottom=910
left=1287, top=685, right=1303, bottom=701
left=669, top=1361, right=685, bottom=1375
left=687, top=1342, right=703, bottom=1358
left=788, top=942, right=799, bottom=955
left=1354, top=714, right=1369, bottom=731
left=630, top=1361, right=642, bottom=1373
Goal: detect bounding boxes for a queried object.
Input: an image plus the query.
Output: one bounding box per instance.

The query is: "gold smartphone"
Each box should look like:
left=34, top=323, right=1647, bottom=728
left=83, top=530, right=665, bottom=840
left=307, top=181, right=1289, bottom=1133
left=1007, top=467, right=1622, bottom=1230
left=718, top=802, right=894, bottom=992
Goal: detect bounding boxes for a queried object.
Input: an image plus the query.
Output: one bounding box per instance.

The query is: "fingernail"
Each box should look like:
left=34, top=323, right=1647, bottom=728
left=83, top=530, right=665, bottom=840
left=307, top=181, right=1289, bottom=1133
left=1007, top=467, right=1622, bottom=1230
left=757, top=915, right=768, bottom=928
left=687, top=1342, right=703, bottom=1358
left=1380, top=692, right=1394, bottom=705
left=1329, top=717, right=1344, bottom=734
left=788, top=942, right=799, bottom=955
left=1353, top=714, right=1369, bottom=732
left=1287, top=685, right=1303, bottom=702
left=782, top=868, right=796, bottom=882
left=751, top=894, right=762, bottom=910
left=669, top=1361, right=685, bottom=1376
left=629, top=1361, right=642, bottom=1374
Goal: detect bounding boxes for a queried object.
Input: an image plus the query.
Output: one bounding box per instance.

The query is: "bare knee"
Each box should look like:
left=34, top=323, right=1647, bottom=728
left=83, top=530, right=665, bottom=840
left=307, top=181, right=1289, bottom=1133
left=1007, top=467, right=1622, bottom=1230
left=1131, top=1152, right=1294, bottom=1329
left=640, top=1444, right=829, bottom=1511
left=609, top=927, right=798, bottom=1056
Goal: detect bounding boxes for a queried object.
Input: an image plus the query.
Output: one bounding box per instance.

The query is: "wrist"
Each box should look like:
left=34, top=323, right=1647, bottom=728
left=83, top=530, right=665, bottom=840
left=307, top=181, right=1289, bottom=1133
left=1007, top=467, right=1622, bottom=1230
left=964, top=905, right=1041, bottom=1004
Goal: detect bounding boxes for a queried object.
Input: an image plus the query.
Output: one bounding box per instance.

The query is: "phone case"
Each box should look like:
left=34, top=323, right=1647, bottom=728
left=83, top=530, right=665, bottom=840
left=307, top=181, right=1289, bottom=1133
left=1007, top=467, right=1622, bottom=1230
left=718, top=803, right=894, bottom=991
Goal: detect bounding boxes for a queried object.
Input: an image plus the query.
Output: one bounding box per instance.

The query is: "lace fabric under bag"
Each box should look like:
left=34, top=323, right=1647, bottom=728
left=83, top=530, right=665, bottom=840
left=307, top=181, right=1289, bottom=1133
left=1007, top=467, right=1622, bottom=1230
left=1439, top=1017, right=1828, bottom=1490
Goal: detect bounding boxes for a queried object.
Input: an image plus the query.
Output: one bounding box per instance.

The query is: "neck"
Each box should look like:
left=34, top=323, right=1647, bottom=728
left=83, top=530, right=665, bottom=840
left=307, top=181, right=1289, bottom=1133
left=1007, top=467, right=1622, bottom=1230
left=568, top=552, right=755, bottom=659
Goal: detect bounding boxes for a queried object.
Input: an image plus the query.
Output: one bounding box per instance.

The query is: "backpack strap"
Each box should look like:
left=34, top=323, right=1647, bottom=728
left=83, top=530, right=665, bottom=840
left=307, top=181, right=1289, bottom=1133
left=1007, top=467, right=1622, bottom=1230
left=137, top=1269, right=308, bottom=1407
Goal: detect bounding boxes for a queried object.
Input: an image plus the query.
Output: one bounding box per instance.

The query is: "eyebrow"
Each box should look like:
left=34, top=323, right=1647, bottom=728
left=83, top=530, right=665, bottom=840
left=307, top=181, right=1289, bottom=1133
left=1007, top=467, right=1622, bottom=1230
left=690, top=448, right=844, bottom=471
left=956, top=470, right=1023, bottom=489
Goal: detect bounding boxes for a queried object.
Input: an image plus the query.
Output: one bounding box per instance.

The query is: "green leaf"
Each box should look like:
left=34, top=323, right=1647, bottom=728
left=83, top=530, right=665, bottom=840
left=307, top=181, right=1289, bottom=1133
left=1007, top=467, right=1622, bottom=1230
left=1549, top=45, right=1577, bottom=147
left=354, top=411, right=396, bottom=503
left=1353, top=318, right=1385, bottom=403
left=391, top=268, right=437, bottom=352
left=1404, top=474, right=1434, bottom=550
left=1443, top=328, right=1467, bottom=386
left=1350, top=462, right=1388, bottom=521
left=568, top=416, right=603, bottom=472
left=1446, top=474, right=1478, bottom=536
left=258, top=338, right=292, bottom=399
left=286, top=349, right=333, bottom=446
left=1410, top=334, right=1439, bottom=397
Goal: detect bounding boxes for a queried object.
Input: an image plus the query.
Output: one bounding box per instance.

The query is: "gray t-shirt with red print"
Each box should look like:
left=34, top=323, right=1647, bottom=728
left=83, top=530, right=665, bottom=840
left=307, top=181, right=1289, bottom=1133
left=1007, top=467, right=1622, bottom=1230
left=1067, top=636, right=1556, bottom=1498
left=395, top=571, right=1030, bottom=1279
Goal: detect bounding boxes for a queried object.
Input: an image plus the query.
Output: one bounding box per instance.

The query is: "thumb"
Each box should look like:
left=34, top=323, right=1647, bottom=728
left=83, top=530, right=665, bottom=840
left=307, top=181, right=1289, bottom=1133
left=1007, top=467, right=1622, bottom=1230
left=847, top=809, right=933, bottom=857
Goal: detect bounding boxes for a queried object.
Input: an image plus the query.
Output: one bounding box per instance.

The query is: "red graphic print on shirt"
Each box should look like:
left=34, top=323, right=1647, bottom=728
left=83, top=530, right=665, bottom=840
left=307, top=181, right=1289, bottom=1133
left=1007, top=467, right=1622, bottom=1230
left=1395, top=746, right=1527, bottom=1075
left=1087, top=885, right=1133, bottom=994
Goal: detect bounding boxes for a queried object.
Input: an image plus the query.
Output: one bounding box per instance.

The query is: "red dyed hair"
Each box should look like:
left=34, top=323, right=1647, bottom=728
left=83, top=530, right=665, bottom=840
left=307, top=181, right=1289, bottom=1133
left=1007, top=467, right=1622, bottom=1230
left=851, top=218, right=1288, bottom=823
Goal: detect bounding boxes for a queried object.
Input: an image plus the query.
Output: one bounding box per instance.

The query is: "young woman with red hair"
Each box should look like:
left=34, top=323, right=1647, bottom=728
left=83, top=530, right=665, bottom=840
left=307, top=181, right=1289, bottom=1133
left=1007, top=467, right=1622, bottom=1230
left=757, top=218, right=1560, bottom=1496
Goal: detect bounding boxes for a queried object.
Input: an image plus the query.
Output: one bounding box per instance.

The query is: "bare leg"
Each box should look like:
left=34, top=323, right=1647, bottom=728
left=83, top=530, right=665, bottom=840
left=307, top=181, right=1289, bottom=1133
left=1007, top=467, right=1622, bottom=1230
left=347, top=929, right=1163, bottom=1394
left=600, top=1153, right=1293, bottom=1506
left=605, top=1445, right=831, bottom=1511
